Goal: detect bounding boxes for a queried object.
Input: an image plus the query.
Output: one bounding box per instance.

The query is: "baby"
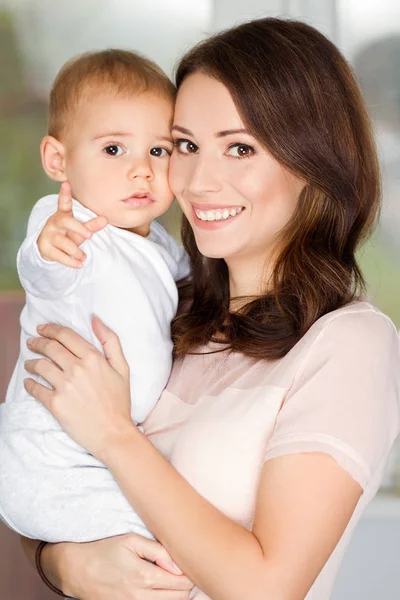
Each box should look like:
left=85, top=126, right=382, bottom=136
left=0, top=49, right=189, bottom=542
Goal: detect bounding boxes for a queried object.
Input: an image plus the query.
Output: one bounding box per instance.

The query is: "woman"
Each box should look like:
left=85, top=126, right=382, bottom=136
left=21, top=18, right=399, bottom=600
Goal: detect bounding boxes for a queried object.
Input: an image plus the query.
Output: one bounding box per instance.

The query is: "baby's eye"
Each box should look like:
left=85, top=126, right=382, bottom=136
left=103, top=144, right=125, bottom=157
left=226, top=144, right=255, bottom=159
left=150, top=147, right=170, bottom=157
left=173, top=139, right=199, bottom=154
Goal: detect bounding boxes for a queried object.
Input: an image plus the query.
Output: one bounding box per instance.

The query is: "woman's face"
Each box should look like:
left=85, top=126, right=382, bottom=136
left=169, top=72, right=304, bottom=265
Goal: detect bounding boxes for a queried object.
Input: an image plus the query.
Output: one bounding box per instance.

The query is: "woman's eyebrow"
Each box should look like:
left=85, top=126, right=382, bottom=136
left=215, top=128, right=250, bottom=137
left=171, top=125, right=193, bottom=135
left=171, top=125, right=251, bottom=138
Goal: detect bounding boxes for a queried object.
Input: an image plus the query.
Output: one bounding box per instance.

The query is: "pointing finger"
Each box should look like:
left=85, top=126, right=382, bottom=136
left=58, top=181, right=73, bottom=214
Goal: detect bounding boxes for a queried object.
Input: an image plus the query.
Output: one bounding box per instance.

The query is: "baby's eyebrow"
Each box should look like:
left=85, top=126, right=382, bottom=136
left=92, top=133, right=173, bottom=143
left=93, top=132, right=131, bottom=140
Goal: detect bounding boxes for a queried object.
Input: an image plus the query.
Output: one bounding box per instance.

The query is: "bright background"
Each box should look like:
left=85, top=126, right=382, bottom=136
left=0, top=1, right=399, bottom=599
left=0, top=0, right=399, bottom=324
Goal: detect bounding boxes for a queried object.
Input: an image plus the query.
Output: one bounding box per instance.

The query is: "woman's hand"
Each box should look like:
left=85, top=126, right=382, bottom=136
left=24, top=317, right=136, bottom=460
left=51, top=534, right=193, bottom=600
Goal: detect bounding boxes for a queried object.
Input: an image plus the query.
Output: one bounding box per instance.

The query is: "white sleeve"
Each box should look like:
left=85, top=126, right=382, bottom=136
left=17, top=195, right=93, bottom=299
left=264, top=309, right=400, bottom=489
left=172, top=242, right=191, bottom=281
left=149, top=222, right=190, bottom=282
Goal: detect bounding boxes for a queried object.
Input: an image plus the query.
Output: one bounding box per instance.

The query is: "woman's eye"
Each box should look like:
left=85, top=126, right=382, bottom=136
left=150, top=147, right=170, bottom=157
left=103, top=144, right=124, bottom=157
left=227, top=144, right=255, bottom=159
left=173, top=139, right=199, bottom=154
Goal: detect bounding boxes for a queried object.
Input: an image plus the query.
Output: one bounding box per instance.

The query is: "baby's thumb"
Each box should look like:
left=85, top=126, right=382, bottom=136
left=85, top=215, right=108, bottom=234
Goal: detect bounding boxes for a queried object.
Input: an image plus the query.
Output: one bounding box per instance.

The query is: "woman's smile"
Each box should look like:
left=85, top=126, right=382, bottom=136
left=169, top=72, right=303, bottom=263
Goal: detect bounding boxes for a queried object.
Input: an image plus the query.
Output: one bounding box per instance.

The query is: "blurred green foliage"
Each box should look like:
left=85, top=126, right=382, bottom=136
left=0, top=9, right=55, bottom=288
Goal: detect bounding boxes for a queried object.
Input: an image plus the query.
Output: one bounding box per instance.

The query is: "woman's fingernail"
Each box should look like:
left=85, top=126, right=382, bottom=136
left=171, top=562, right=183, bottom=574
left=37, top=324, right=45, bottom=332
left=26, top=338, right=35, bottom=345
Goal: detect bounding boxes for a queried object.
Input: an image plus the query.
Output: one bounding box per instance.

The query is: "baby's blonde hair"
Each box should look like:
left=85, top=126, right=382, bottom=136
left=48, top=49, right=176, bottom=139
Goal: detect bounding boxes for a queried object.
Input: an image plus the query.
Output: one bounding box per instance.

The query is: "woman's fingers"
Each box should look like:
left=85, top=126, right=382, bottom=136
left=122, top=536, right=193, bottom=592
left=34, top=324, right=102, bottom=360
left=23, top=377, right=54, bottom=409
left=24, top=358, right=62, bottom=388
left=124, top=535, right=182, bottom=575
left=149, top=592, right=191, bottom=599
left=92, top=316, right=129, bottom=376
left=27, top=335, right=80, bottom=367
left=139, top=561, right=193, bottom=591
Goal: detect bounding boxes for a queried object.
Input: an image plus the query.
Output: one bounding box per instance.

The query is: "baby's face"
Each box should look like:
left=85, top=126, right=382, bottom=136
left=62, top=90, right=175, bottom=236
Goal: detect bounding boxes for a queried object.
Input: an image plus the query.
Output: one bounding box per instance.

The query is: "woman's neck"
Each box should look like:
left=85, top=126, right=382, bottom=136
left=227, top=254, right=274, bottom=304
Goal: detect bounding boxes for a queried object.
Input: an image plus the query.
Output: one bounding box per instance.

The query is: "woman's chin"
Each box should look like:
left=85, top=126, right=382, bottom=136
left=195, top=239, right=236, bottom=260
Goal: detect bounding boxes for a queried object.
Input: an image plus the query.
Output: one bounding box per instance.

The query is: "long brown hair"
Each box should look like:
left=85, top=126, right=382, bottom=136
left=172, top=18, right=381, bottom=360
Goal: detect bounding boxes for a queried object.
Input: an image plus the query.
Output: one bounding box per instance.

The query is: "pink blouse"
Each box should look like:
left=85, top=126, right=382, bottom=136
left=142, top=301, right=400, bottom=599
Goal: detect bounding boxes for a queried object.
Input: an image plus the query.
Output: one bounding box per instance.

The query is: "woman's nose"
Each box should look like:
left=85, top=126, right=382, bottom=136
left=188, top=155, right=222, bottom=196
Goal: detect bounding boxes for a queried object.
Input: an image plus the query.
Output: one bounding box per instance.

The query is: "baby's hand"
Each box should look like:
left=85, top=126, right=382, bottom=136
left=37, top=182, right=107, bottom=268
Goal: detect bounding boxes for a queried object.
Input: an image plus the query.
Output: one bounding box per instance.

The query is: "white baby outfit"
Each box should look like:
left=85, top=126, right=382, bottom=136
left=0, top=194, right=189, bottom=542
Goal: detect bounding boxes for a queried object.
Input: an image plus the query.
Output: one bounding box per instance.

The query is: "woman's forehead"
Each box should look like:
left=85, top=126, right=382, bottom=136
left=173, top=73, right=244, bottom=133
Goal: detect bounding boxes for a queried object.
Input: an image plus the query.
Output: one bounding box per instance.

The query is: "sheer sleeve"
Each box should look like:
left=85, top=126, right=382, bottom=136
left=264, top=308, right=400, bottom=489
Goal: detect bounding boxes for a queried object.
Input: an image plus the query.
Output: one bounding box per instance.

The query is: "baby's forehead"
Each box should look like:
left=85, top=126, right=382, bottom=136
left=63, top=87, right=174, bottom=142
left=78, top=84, right=174, bottom=109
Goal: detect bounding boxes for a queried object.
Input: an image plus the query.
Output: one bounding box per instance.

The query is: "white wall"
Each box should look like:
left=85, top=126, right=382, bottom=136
left=8, top=0, right=213, bottom=91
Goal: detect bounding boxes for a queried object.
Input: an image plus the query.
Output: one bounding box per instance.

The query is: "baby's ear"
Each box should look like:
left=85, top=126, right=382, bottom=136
left=40, top=136, right=67, bottom=182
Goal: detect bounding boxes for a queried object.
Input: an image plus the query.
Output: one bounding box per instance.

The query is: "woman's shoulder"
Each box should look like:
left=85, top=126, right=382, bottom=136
left=304, top=300, right=398, bottom=348
left=277, top=300, right=399, bottom=387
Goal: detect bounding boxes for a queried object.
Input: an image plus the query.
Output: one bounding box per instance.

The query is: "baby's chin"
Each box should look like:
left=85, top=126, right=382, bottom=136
left=113, top=220, right=152, bottom=237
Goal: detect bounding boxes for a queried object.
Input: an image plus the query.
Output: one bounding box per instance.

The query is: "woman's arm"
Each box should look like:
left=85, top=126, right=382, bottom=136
left=101, top=421, right=361, bottom=600
left=21, top=429, right=359, bottom=600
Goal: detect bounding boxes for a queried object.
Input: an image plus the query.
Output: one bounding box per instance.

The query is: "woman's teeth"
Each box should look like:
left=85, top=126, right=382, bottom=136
left=195, top=207, right=243, bottom=222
